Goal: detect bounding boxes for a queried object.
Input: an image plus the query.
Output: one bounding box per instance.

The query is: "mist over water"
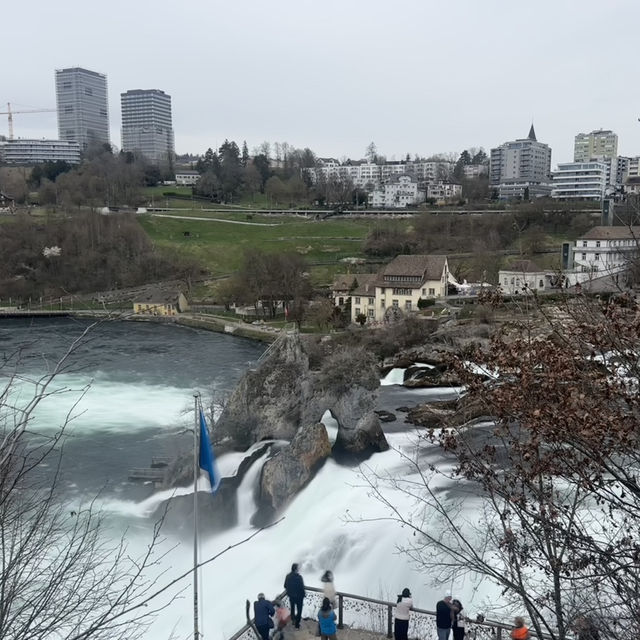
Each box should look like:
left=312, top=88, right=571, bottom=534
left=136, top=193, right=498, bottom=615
left=1, top=318, right=493, bottom=640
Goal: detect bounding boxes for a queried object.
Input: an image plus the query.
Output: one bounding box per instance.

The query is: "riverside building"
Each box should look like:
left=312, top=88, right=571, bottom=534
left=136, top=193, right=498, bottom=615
left=121, top=89, right=175, bottom=166
left=55, top=67, right=110, bottom=150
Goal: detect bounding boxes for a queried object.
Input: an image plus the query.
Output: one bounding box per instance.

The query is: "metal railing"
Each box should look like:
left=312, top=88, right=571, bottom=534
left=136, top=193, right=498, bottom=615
left=226, top=586, right=542, bottom=640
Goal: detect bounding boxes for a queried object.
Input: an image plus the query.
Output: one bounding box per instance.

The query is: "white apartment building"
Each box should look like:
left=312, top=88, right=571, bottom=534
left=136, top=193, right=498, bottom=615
left=175, top=171, right=200, bottom=186
left=0, top=138, right=81, bottom=164
left=627, top=157, right=640, bottom=179
left=573, top=226, right=640, bottom=275
left=574, top=130, right=618, bottom=163
left=498, top=181, right=553, bottom=200
left=551, top=162, right=608, bottom=200
left=307, top=160, right=454, bottom=189
left=426, top=181, right=462, bottom=202
left=490, top=125, right=552, bottom=185
left=368, top=175, right=422, bottom=208
left=463, top=164, right=488, bottom=179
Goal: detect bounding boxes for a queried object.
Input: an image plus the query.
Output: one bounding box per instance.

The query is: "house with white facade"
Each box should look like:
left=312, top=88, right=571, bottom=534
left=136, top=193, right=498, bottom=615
left=349, top=274, right=378, bottom=323
left=573, top=226, right=640, bottom=276
left=368, top=175, right=423, bottom=208
left=499, top=260, right=550, bottom=294
left=175, top=171, right=200, bottom=186
left=374, top=255, right=448, bottom=321
left=426, top=181, right=462, bottom=203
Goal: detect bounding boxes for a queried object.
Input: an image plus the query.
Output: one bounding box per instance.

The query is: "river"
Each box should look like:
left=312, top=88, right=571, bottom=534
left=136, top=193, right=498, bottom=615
left=1, top=317, right=490, bottom=640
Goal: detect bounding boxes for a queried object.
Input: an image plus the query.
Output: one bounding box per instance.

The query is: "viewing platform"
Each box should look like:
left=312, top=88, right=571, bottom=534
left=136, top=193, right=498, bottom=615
left=231, top=586, right=557, bottom=640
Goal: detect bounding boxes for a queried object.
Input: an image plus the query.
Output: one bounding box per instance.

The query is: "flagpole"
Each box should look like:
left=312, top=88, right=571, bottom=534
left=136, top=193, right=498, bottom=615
left=193, top=394, right=200, bottom=640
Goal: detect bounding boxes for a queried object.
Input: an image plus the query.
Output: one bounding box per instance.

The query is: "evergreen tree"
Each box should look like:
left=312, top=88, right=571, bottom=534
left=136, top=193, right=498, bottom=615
left=241, top=140, right=250, bottom=167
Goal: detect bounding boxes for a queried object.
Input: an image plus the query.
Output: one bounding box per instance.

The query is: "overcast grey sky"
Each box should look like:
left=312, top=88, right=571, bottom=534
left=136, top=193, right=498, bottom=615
left=4, top=0, right=640, bottom=164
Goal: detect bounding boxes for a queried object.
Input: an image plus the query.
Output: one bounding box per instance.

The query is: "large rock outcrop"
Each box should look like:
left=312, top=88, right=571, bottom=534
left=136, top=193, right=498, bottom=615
left=216, top=332, right=388, bottom=455
left=253, top=422, right=331, bottom=526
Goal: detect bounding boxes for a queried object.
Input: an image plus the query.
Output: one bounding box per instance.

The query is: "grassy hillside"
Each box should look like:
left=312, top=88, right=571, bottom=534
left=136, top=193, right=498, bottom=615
left=138, top=212, right=393, bottom=280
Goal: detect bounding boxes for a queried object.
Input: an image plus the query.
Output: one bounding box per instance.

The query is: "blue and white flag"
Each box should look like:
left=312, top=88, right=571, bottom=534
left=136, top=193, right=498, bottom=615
left=199, top=408, right=220, bottom=494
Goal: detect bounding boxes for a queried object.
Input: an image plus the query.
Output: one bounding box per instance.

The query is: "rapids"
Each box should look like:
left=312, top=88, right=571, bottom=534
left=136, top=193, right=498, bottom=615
left=1, top=318, right=494, bottom=640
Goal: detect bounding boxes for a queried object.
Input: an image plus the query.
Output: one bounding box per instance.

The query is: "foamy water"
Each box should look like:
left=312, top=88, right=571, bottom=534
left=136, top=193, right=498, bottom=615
left=3, top=319, right=498, bottom=640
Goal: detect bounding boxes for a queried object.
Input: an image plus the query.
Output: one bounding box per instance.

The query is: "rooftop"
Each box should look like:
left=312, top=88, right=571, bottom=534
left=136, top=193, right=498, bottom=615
left=579, top=226, right=640, bottom=240
left=380, top=255, right=447, bottom=281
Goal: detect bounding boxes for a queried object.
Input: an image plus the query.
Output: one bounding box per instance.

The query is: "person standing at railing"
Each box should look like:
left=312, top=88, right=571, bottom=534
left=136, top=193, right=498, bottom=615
left=510, top=617, right=531, bottom=640
left=436, top=594, right=453, bottom=640
left=451, top=599, right=465, bottom=640
left=272, top=600, right=291, bottom=640
left=318, top=597, right=338, bottom=640
left=283, top=563, right=305, bottom=629
left=321, top=570, right=337, bottom=609
left=253, top=593, right=276, bottom=640
left=394, top=587, right=413, bottom=640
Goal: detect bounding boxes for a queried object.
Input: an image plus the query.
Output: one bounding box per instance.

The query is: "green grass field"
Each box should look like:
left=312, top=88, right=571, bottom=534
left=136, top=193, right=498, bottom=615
left=138, top=212, right=393, bottom=282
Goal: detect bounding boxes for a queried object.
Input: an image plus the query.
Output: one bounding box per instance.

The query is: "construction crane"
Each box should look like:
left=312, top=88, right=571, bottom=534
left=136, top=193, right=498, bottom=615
left=0, top=102, right=57, bottom=140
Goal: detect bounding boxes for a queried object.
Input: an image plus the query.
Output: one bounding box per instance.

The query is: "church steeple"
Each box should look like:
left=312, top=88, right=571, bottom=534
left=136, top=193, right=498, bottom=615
left=528, top=123, right=537, bottom=141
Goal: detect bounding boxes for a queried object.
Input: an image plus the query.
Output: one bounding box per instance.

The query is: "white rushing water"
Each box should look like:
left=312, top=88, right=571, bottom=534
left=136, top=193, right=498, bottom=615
left=22, top=362, right=491, bottom=640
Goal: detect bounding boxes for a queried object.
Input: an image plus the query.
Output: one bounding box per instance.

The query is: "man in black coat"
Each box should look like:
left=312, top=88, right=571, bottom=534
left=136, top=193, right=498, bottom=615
left=254, top=593, right=275, bottom=640
left=283, top=563, right=305, bottom=628
left=436, top=594, right=453, bottom=640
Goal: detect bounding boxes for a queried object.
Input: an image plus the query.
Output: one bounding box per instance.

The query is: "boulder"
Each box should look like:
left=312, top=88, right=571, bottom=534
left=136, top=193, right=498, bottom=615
left=253, top=422, right=331, bottom=526
left=217, top=333, right=388, bottom=455
left=216, top=334, right=310, bottom=446
left=153, top=478, right=237, bottom=534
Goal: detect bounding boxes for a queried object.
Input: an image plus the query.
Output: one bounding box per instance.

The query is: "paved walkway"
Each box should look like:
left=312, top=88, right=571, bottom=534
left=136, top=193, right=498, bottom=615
left=280, top=618, right=385, bottom=640
left=149, top=213, right=281, bottom=226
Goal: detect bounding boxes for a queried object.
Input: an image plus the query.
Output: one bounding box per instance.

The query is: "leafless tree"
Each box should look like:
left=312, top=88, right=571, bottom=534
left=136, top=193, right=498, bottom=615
left=0, top=321, right=277, bottom=639
left=358, top=291, right=640, bottom=640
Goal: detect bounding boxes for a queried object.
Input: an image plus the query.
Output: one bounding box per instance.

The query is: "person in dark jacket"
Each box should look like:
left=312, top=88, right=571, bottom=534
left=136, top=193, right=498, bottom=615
left=451, top=599, right=465, bottom=640
left=284, top=563, right=305, bottom=628
left=436, top=595, right=453, bottom=640
left=254, top=593, right=275, bottom=640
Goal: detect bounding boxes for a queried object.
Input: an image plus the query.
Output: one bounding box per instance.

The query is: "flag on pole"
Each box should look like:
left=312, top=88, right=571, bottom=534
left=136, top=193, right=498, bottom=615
left=198, top=408, right=220, bottom=494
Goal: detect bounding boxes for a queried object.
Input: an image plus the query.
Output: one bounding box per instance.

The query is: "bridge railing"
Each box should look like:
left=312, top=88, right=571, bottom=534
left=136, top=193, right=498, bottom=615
left=227, top=586, right=552, bottom=640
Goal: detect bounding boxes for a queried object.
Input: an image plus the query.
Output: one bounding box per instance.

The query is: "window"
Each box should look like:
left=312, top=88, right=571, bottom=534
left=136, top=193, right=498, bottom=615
left=64, top=105, right=73, bottom=113
left=355, top=297, right=361, bottom=304
left=355, top=308, right=361, bottom=316
left=367, top=308, right=374, bottom=318
left=380, top=299, right=385, bottom=308
left=582, top=241, right=587, bottom=247
left=84, top=87, right=93, bottom=96
left=539, top=280, right=544, bottom=288
left=582, top=253, right=586, bottom=260
left=405, top=300, right=412, bottom=311
left=504, top=278, right=508, bottom=285
left=595, top=253, right=600, bottom=261
left=428, top=288, right=435, bottom=296
left=338, top=297, right=344, bottom=306
left=368, top=297, right=374, bottom=305
left=392, top=300, right=399, bottom=308
left=596, top=241, right=601, bottom=247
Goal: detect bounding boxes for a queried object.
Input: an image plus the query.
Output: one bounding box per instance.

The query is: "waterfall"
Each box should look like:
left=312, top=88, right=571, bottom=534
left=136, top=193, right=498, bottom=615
left=236, top=452, right=269, bottom=527
left=380, top=368, right=406, bottom=386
